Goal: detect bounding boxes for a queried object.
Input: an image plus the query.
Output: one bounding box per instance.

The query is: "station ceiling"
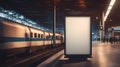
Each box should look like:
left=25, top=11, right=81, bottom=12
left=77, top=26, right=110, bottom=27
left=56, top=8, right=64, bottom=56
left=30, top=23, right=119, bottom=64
left=0, top=0, right=120, bottom=33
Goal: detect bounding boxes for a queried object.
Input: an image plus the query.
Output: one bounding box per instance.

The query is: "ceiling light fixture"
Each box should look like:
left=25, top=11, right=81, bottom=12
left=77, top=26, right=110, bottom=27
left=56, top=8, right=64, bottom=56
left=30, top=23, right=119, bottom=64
left=104, top=0, right=116, bottom=21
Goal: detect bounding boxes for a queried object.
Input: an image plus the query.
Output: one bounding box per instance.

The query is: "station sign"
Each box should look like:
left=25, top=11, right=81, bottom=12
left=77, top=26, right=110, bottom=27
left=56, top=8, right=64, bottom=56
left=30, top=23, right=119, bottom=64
left=113, top=27, right=120, bottom=31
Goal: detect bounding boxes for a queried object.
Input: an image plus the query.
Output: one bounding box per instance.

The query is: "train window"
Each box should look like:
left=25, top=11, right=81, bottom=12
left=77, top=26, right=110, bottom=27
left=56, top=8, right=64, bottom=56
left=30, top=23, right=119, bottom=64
left=46, top=35, right=50, bottom=38
left=56, top=36, right=58, bottom=39
left=52, top=36, right=53, bottom=39
left=34, top=33, right=37, bottom=38
left=41, top=34, right=44, bottom=38
left=56, top=36, right=59, bottom=39
left=38, top=34, right=40, bottom=38
left=46, top=35, right=48, bottom=38
left=30, top=32, right=33, bottom=38
left=50, top=35, right=52, bottom=38
left=25, top=33, right=28, bottom=38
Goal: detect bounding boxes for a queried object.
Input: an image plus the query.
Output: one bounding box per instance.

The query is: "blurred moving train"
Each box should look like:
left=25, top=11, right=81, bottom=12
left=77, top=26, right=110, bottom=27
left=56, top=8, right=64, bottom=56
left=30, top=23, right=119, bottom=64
left=0, top=18, right=64, bottom=59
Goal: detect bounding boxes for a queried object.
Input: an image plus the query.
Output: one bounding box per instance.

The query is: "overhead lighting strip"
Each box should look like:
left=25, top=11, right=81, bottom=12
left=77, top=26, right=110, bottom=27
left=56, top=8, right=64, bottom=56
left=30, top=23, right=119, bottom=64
left=104, top=0, right=116, bottom=21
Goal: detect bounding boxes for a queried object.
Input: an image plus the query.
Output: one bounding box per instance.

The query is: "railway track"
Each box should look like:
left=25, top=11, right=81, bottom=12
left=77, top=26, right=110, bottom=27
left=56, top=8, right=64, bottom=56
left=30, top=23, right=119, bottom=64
left=0, top=45, right=64, bottom=67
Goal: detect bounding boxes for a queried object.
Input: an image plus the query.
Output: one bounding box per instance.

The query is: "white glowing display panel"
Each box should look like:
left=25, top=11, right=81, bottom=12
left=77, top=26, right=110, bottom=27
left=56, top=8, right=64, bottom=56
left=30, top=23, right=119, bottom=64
left=65, top=17, right=91, bottom=55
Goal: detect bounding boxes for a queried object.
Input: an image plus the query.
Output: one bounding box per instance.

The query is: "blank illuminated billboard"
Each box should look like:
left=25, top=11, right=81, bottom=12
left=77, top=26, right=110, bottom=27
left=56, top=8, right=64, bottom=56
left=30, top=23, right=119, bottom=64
left=65, top=16, right=91, bottom=55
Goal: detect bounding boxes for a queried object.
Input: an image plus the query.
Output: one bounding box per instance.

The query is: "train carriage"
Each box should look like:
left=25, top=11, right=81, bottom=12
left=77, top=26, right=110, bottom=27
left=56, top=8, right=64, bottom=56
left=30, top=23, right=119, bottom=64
left=29, top=27, right=45, bottom=52
left=55, top=33, right=63, bottom=45
left=44, top=31, right=53, bottom=48
left=0, top=20, right=30, bottom=56
left=0, top=18, right=64, bottom=60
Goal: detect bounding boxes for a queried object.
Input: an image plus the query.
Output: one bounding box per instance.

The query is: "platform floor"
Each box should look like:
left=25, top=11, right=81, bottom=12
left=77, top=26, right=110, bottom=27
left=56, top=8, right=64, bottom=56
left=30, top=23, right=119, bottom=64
left=37, top=41, right=120, bottom=67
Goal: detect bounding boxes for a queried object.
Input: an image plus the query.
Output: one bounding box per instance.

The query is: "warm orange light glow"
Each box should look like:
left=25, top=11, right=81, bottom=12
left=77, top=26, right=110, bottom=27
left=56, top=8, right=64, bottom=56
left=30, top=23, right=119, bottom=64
left=79, top=0, right=85, bottom=3
left=54, top=0, right=61, bottom=6
left=80, top=4, right=86, bottom=8
left=78, top=0, right=86, bottom=8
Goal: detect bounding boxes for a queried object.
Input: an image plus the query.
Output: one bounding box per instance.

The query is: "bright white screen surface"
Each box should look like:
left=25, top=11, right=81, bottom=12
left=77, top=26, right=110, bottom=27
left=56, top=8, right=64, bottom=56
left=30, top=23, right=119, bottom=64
left=65, top=17, right=90, bottom=54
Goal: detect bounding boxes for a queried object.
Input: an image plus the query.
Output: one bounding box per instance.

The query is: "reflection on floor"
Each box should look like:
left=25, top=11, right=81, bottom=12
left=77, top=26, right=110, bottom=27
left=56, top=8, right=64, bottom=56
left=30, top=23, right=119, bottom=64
left=54, top=42, right=120, bottom=67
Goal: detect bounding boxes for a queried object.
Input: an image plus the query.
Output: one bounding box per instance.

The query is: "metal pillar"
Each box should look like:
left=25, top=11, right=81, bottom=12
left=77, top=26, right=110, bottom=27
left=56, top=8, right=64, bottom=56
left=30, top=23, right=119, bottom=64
left=53, top=4, right=56, bottom=47
left=99, top=21, right=102, bottom=42
left=100, top=11, right=105, bottom=42
left=102, top=12, right=105, bottom=38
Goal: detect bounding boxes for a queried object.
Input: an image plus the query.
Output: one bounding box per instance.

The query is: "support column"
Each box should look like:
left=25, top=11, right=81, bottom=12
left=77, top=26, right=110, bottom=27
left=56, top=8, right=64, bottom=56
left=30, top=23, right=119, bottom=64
left=99, top=21, right=102, bottom=42
left=53, top=4, right=56, bottom=47
left=101, top=11, right=105, bottom=42
left=102, top=11, right=105, bottom=38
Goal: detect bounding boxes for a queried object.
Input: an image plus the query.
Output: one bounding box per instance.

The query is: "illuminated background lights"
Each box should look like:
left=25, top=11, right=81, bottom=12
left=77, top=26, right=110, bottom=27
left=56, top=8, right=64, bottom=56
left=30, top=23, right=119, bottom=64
left=0, top=7, right=53, bottom=32
left=104, top=0, right=116, bottom=21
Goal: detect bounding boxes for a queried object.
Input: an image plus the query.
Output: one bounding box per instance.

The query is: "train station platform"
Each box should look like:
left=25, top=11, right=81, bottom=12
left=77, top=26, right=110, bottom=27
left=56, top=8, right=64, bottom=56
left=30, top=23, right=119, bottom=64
left=37, top=41, right=120, bottom=67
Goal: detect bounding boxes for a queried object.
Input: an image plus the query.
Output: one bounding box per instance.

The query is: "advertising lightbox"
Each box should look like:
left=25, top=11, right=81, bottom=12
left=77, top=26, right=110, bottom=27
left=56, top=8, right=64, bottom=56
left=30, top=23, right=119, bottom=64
left=65, top=16, right=92, bottom=58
